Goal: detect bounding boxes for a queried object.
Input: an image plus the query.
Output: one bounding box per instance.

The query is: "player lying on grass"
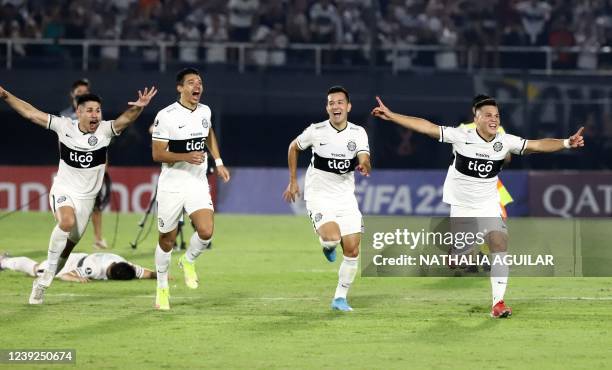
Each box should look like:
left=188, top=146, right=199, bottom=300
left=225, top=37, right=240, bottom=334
left=372, top=95, right=584, bottom=318
left=0, top=252, right=155, bottom=282
left=0, top=84, right=157, bottom=304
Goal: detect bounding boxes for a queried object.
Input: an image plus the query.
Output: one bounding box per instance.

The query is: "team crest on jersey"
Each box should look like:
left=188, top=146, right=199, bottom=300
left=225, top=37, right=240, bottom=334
left=493, top=142, right=503, bottom=152
left=88, top=136, right=98, bottom=146
left=347, top=140, right=357, bottom=151
left=85, top=267, right=92, bottom=275
left=158, top=217, right=164, bottom=228
left=314, top=213, right=323, bottom=222
left=202, top=118, right=209, bottom=128
left=57, top=196, right=67, bottom=203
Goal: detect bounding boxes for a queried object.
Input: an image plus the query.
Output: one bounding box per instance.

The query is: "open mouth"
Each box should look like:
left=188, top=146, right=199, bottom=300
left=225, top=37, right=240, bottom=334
left=332, top=111, right=342, bottom=118
left=192, top=91, right=201, bottom=99
left=488, top=123, right=497, bottom=130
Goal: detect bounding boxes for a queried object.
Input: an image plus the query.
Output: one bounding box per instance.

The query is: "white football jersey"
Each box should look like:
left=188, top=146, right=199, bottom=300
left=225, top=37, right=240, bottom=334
left=48, top=115, right=117, bottom=199
left=439, top=125, right=527, bottom=208
left=152, top=102, right=212, bottom=192
left=40, top=253, right=145, bottom=280
left=297, top=120, right=370, bottom=202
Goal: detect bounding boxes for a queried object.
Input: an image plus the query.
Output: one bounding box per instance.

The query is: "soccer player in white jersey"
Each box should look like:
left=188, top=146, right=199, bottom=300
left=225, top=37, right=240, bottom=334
left=0, top=84, right=157, bottom=304
left=0, top=252, right=155, bottom=281
left=283, top=86, right=371, bottom=312
left=372, top=95, right=584, bottom=318
left=151, top=68, right=230, bottom=310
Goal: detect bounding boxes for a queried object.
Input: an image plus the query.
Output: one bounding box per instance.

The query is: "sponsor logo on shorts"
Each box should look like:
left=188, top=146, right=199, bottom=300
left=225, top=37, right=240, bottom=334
left=493, top=142, right=503, bottom=152
left=314, top=213, right=323, bottom=222
left=347, top=140, right=357, bottom=151
left=158, top=217, right=165, bottom=228
left=57, top=196, right=67, bottom=203
left=88, top=136, right=98, bottom=146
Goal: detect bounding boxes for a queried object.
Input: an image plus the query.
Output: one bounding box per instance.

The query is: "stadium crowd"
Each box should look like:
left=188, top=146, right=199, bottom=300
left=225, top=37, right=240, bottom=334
left=1, top=0, right=612, bottom=69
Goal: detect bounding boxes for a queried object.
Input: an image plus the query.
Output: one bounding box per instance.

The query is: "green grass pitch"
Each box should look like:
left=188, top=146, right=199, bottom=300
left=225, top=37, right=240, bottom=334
left=1, top=212, right=612, bottom=369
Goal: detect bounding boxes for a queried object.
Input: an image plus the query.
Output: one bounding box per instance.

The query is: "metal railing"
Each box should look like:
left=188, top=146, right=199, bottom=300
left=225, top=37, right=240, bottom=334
left=2, top=38, right=612, bottom=75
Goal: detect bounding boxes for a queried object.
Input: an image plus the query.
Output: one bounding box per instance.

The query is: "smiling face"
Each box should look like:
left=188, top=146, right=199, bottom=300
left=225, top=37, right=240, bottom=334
left=326, top=91, right=351, bottom=126
left=177, top=73, right=203, bottom=108
left=76, top=101, right=102, bottom=133
left=474, top=104, right=500, bottom=138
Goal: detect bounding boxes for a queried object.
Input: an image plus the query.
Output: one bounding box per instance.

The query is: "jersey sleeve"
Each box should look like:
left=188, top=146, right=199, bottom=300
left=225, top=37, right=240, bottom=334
left=98, top=120, right=120, bottom=139
left=47, top=114, right=71, bottom=134
left=129, top=263, right=145, bottom=279
left=356, top=127, right=370, bottom=155
left=505, top=133, right=528, bottom=155
left=151, top=112, right=169, bottom=142
left=296, top=124, right=314, bottom=150
left=439, top=126, right=465, bottom=144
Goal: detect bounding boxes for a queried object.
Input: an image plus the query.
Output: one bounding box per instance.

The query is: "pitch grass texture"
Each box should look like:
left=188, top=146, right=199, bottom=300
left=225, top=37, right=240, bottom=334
left=1, top=212, right=612, bottom=369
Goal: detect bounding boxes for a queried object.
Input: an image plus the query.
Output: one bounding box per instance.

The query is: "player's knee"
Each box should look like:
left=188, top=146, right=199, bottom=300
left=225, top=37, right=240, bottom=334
left=343, top=245, right=360, bottom=258
left=487, top=232, right=507, bottom=252
left=159, top=234, right=175, bottom=251
left=196, top=227, right=213, bottom=241
left=57, top=216, right=75, bottom=232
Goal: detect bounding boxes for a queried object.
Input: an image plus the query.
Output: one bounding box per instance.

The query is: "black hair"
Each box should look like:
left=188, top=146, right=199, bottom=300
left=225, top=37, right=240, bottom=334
left=176, top=67, right=201, bottom=85
left=76, top=93, right=102, bottom=107
left=71, top=78, right=90, bottom=92
left=108, top=262, right=136, bottom=280
left=472, top=94, right=497, bottom=113
left=327, top=85, right=350, bottom=103
left=76, top=93, right=102, bottom=106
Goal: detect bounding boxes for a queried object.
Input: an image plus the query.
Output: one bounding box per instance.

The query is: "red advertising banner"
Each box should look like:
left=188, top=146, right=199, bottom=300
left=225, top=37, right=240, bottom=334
left=529, top=171, right=612, bottom=217
left=0, top=166, right=159, bottom=212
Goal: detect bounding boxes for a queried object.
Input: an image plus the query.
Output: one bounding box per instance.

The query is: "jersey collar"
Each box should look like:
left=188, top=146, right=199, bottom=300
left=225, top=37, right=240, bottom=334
left=329, top=120, right=348, bottom=133
left=176, top=100, right=198, bottom=113
left=475, top=127, right=496, bottom=143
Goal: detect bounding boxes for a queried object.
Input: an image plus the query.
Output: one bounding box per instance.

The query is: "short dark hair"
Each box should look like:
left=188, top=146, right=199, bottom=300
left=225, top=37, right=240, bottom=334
left=176, top=67, right=201, bottom=85
left=472, top=94, right=497, bottom=113
left=108, top=262, right=136, bottom=280
left=327, top=85, right=350, bottom=103
left=71, top=78, right=90, bottom=92
left=76, top=93, right=102, bottom=107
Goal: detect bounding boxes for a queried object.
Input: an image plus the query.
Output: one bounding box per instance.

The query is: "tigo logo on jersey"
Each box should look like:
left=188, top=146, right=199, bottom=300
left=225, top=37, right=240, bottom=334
left=88, top=136, right=98, bottom=146
left=468, top=160, right=495, bottom=178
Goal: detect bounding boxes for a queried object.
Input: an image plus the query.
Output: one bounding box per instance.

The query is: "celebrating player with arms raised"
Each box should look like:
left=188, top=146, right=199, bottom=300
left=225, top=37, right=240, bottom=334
left=372, top=95, right=584, bottom=318
left=151, top=68, right=230, bottom=310
left=0, top=84, right=157, bottom=304
left=284, top=86, right=371, bottom=312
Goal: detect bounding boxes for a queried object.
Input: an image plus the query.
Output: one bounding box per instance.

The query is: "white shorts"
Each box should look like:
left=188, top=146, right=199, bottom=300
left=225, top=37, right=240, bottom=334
left=450, top=203, right=507, bottom=235
left=156, top=186, right=213, bottom=233
left=49, top=193, right=95, bottom=243
left=306, top=200, right=363, bottom=237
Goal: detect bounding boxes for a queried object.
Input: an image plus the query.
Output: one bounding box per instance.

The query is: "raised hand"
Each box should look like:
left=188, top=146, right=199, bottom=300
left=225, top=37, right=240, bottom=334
left=568, top=126, right=585, bottom=148
left=128, top=86, right=158, bottom=108
left=371, top=96, right=393, bottom=120
left=0, top=85, right=7, bottom=100
left=282, top=181, right=300, bottom=203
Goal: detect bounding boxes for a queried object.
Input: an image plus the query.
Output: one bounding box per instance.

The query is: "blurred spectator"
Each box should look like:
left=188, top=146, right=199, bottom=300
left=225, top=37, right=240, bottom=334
left=286, top=0, right=311, bottom=43
left=548, top=14, right=575, bottom=69
left=515, top=0, right=552, bottom=45
left=309, top=0, right=342, bottom=44
left=251, top=22, right=288, bottom=68
left=204, top=12, right=229, bottom=64
left=175, top=19, right=201, bottom=63
left=228, top=0, right=259, bottom=42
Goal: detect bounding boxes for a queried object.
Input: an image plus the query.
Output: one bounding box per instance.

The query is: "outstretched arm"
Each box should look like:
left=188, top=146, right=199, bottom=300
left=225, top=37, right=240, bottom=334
left=524, top=127, right=585, bottom=154
left=282, top=139, right=301, bottom=203
left=371, top=96, right=440, bottom=139
left=206, top=128, right=230, bottom=182
left=0, top=85, right=49, bottom=127
left=141, top=268, right=157, bottom=279
left=113, top=86, right=158, bottom=134
left=357, top=153, right=371, bottom=177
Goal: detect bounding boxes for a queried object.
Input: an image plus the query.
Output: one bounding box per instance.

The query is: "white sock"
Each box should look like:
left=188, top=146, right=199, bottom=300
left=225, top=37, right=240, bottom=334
left=155, top=244, right=172, bottom=289
left=319, top=237, right=339, bottom=250
left=185, top=233, right=211, bottom=263
left=490, top=252, right=509, bottom=305
left=334, top=256, right=359, bottom=299
left=40, top=226, right=70, bottom=286
left=2, top=257, right=38, bottom=276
